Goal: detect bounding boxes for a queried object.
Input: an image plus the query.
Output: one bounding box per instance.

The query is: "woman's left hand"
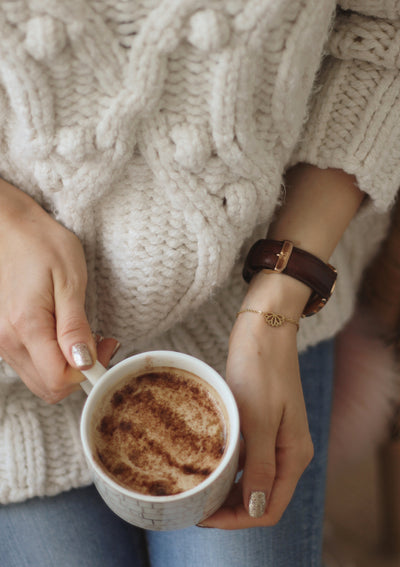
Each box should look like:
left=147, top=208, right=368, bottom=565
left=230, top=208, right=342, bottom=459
left=201, top=274, right=314, bottom=529
left=201, top=165, right=364, bottom=529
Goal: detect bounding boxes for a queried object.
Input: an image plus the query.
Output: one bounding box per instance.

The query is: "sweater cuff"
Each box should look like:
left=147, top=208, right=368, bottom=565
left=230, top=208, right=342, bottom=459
left=292, top=55, right=400, bottom=211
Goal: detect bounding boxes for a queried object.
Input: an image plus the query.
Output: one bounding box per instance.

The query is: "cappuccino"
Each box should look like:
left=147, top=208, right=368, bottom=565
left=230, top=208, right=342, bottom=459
left=92, top=367, right=227, bottom=496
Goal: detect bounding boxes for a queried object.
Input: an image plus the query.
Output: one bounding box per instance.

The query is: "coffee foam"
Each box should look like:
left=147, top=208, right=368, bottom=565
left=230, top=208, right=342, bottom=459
left=92, top=367, right=227, bottom=496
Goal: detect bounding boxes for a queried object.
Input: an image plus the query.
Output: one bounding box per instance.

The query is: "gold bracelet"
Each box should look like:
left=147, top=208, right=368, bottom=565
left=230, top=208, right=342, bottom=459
left=236, top=309, right=300, bottom=330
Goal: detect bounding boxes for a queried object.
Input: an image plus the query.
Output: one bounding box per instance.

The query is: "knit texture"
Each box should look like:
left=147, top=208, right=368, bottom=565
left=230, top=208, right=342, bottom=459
left=293, top=9, right=400, bottom=209
left=0, top=0, right=398, bottom=503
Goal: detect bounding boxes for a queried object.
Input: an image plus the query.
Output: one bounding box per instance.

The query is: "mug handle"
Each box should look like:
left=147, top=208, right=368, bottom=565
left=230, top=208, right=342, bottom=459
left=80, top=360, right=108, bottom=395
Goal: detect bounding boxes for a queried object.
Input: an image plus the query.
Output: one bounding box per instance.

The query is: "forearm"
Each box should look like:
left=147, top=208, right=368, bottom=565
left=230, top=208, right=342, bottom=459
left=270, top=163, right=365, bottom=262
left=242, top=163, right=365, bottom=318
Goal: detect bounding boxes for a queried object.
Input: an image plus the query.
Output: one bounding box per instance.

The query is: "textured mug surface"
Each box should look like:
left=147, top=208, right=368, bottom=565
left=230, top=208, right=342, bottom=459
left=80, top=351, right=240, bottom=530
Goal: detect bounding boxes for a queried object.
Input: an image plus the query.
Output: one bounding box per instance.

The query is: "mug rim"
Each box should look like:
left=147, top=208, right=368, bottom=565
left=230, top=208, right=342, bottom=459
left=80, top=350, right=240, bottom=503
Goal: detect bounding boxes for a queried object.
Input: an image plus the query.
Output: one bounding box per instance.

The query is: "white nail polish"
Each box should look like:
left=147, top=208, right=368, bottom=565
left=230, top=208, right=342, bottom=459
left=249, top=491, right=266, bottom=518
left=71, top=343, right=93, bottom=368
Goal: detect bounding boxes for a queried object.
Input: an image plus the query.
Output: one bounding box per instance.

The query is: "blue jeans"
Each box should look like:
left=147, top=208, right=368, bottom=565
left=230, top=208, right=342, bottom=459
left=0, top=340, right=333, bottom=567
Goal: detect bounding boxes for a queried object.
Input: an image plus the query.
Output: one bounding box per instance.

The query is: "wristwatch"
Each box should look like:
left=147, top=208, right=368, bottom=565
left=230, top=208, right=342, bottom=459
left=242, top=239, right=337, bottom=316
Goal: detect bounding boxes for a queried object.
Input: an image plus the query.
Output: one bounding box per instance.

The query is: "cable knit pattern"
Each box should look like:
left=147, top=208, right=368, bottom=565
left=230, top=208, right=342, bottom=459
left=0, top=0, right=398, bottom=503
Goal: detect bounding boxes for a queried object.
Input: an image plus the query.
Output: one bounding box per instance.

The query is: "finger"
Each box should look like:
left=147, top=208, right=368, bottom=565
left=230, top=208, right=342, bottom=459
left=202, top=434, right=314, bottom=529
left=265, top=441, right=314, bottom=523
left=54, top=273, right=96, bottom=372
left=0, top=310, right=81, bottom=403
left=28, top=325, right=84, bottom=400
left=242, top=403, right=313, bottom=523
left=0, top=321, right=44, bottom=396
left=198, top=426, right=279, bottom=529
left=11, top=278, right=91, bottom=400
left=229, top=368, right=280, bottom=520
left=200, top=485, right=273, bottom=529
left=242, top=422, right=277, bottom=520
left=96, top=337, right=121, bottom=367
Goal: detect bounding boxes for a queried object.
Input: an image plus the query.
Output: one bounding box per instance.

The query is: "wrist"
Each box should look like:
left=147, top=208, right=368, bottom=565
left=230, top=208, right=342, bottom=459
left=242, top=271, right=311, bottom=320
left=242, top=238, right=337, bottom=316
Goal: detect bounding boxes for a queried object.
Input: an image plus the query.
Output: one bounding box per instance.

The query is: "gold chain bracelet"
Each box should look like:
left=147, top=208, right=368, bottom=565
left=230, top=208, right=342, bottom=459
left=236, top=309, right=300, bottom=330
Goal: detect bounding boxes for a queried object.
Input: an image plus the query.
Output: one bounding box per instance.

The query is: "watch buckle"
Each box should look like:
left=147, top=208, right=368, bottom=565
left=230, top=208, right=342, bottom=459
left=273, top=240, right=293, bottom=273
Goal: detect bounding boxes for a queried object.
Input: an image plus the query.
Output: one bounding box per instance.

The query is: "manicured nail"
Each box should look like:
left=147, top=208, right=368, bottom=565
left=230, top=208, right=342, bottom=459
left=71, top=343, right=93, bottom=368
left=110, top=340, right=121, bottom=359
left=196, top=523, right=212, bottom=529
left=249, top=491, right=266, bottom=518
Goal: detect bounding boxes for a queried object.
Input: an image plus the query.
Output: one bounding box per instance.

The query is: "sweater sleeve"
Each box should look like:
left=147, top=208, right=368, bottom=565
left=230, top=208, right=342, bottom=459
left=292, top=7, right=400, bottom=211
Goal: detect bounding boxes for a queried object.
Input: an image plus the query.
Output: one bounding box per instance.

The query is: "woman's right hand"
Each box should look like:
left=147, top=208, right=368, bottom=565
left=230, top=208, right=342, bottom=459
left=0, top=179, right=110, bottom=403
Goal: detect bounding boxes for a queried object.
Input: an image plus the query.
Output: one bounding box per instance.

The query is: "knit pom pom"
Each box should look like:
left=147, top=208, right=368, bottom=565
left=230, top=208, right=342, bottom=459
left=187, top=9, right=230, bottom=52
left=171, top=123, right=211, bottom=173
left=329, top=308, right=400, bottom=474
left=25, top=16, right=67, bottom=62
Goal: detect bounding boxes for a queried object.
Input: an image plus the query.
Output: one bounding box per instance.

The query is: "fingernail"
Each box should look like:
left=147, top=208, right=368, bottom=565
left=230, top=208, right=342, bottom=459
left=110, top=340, right=121, bottom=359
left=249, top=491, right=266, bottom=518
left=71, top=343, right=93, bottom=369
left=196, top=523, right=212, bottom=529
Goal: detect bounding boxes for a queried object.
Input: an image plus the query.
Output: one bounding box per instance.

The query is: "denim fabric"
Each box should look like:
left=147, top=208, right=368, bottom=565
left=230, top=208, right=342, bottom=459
left=0, top=339, right=333, bottom=567
left=0, top=485, right=149, bottom=567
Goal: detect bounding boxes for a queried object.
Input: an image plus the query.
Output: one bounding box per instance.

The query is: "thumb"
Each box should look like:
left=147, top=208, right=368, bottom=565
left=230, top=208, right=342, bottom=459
left=55, top=291, right=96, bottom=371
left=242, top=429, right=277, bottom=519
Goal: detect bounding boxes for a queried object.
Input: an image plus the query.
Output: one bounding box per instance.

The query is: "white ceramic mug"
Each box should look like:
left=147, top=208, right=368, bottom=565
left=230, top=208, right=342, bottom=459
left=80, top=350, right=240, bottom=531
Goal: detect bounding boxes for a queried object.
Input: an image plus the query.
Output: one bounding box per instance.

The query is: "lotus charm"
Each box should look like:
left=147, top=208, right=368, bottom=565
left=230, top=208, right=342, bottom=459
left=236, top=309, right=299, bottom=330
left=263, top=312, right=285, bottom=327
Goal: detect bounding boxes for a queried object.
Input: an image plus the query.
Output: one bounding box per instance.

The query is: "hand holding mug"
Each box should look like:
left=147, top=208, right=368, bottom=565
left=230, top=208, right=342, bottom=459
left=0, top=179, right=117, bottom=401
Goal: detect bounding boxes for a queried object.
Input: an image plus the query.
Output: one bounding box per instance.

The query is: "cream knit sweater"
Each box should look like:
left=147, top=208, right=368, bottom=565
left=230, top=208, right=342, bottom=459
left=0, top=0, right=399, bottom=504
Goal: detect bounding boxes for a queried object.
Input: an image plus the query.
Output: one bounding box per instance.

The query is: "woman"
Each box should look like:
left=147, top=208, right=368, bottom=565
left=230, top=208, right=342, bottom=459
left=0, top=1, right=399, bottom=566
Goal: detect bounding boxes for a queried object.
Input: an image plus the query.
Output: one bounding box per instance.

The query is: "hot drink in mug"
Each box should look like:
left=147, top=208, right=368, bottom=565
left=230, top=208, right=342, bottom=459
left=80, top=351, right=240, bottom=531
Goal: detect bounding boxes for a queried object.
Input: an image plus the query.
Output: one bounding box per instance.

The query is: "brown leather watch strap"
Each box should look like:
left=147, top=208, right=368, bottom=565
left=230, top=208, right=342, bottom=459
left=242, top=239, right=337, bottom=316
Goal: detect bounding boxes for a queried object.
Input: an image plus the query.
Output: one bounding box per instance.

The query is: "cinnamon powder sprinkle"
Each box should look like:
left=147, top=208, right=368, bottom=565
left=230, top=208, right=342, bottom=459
left=93, top=369, right=227, bottom=496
